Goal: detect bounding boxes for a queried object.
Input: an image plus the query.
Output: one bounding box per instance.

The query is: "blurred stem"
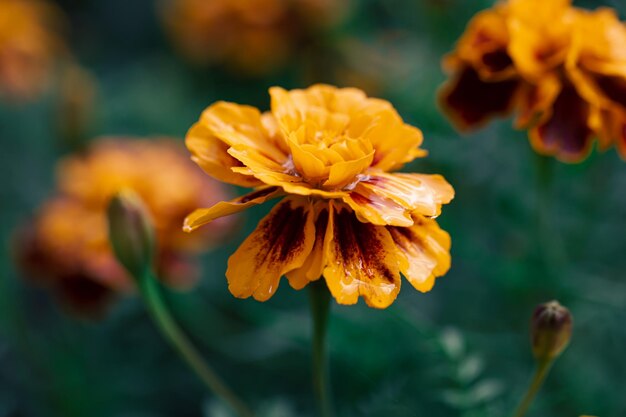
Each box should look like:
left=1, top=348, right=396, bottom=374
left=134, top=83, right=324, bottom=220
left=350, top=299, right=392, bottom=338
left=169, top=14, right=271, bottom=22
left=139, top=269, right=254, bottom=417
left=309, top=279, right=334, bottom=417
left=534, top=155, right=566, bottom=275
left=512, top=358, right=554, bottom=417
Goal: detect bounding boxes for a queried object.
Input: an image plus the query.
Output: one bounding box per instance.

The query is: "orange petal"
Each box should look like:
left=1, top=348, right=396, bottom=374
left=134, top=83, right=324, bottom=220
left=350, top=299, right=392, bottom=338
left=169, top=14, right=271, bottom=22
left=342, top=186, right=414, bottom=227
left=323, top=149, right=374, bottom=189
left=515, top=75, right=561, bottom=128
left=199, top=101, right=287, bottom=163
left=226, top=197, right=316, bottom=301
left=228, top=147, right=346, bottom=198
left=388, top=216, right=451, bottom=293
left=186, top=122, right=262, bottom=187
left=361, top=173, right=455, bottom=218
left=183, top=187, right=283, bottom=232
left=286, top=201, right=330, bottom=289
left=361, top=109, right=426, bottom=172
left=322, top=203, right=401, bottom=308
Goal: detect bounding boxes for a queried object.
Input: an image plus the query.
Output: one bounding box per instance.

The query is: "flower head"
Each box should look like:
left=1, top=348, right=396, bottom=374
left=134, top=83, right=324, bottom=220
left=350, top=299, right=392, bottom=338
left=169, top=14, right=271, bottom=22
left=184, top=85, right=454, bottom=308
left=0, top=0, right=66, bottom=102
left=440, top=0, right=626, bottom=162
left=15, top=138, right=234, bottom=317
left=161, top=0, right=349, bottom=75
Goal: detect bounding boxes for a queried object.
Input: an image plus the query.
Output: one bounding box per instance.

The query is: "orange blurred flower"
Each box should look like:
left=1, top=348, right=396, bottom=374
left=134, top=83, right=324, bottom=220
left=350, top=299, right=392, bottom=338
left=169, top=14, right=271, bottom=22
left=184, top=85, right=454, bottom=308
left=439, top=0, right=626, bottom=162
left=15, top=138, right=234, bottom=317
left=160, top=0, right=349, bottom=75
left=0, top=0, right=66, bottom=102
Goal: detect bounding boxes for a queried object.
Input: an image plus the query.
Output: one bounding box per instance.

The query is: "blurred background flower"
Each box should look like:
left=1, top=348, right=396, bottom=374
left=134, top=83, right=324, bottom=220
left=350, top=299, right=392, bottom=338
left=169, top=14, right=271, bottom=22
left=160, top=0, right=350, bottom=76
left=439, top=0, right=626, bottom=162
left=0, top=0, right=66, bottom=102
left=14, top=138, right=235, bottom=317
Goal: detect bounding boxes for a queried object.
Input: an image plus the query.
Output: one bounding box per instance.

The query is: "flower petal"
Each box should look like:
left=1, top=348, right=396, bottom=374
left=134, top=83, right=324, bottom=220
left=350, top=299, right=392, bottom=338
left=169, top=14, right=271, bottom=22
left=199, top=101, right=287, bottom=162
left=360, top=109, right=426, bottom=171
left=186, top=122, right=262, bottom=187
left=515, top=75, right=561, bottom=128
left=183, top=187, right=283, bottom=232
left=439, top=66, right=520, bottom=131
left=388, top=216, right=451, bottom=293
left=226, top=197, right=316, bottom=301
left=228, top=147, right=346, bottom=198
left=342, top=186, right=414, bottom=227
left=322, top=203, right=401, bottom=308
left=323, top=150, right=374, bottom=189
left=529, top=83, right=594, bottom=162
left=286, top=201, right=330, bottom=289
left=361, top=173, right=455, bottom=218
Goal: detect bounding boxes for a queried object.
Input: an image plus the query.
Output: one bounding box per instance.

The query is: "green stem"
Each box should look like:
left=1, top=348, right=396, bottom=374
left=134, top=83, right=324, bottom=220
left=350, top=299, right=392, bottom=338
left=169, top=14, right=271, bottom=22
left=139, top=270, right=254, bottom=417
left=534, top=154, right=566, bottom=276
left=512, top=359, right=554, bottom=417
left=309, top=279, right=333, bottom=417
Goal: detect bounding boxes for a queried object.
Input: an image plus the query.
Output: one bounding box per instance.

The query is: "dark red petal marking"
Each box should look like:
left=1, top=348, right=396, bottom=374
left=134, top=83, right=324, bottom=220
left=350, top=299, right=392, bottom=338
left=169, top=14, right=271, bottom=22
left=441, top=66, right=520, bottom=130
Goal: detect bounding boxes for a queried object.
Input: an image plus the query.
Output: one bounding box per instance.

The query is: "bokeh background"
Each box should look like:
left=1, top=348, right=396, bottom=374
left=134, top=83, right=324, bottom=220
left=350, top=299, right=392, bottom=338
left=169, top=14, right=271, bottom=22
left=1, top=0, right=625, bottom=416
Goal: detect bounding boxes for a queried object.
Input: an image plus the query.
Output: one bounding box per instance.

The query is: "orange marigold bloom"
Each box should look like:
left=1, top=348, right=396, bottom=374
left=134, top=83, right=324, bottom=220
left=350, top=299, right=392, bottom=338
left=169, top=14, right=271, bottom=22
left=184, top=85, right=454, bottom=308
left=160, top=0, right=349, bottom=75
left=439, top=0, right=626, bottom=162
left=15, top=138, right=234, bottom=317
left=0, top=0, right=66, bottom=102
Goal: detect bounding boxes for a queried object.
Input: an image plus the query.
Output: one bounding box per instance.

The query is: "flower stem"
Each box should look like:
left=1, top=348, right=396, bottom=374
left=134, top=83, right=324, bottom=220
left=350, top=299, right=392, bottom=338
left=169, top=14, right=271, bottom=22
left=512, top=358, right=554, bottom=417
left=534, top=154, right=566, bottom=276
left=309, top=279, right=334, bottom=417
left=139, top=270, right=254, bottom=417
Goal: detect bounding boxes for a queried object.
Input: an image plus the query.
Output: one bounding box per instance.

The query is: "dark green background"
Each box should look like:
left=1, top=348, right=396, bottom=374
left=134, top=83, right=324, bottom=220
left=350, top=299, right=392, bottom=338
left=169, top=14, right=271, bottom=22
left=1, top=0, right=624, bottom=416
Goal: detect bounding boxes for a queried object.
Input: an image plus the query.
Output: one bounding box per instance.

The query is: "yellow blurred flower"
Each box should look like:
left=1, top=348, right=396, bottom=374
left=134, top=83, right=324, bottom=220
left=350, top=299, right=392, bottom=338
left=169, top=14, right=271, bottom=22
left=0, top=0, right=66, bottom=102
left=15, top=138, right=234, bottom=317
left=160, top=0, right=349, bottom=75
left=439, top=0, right=626, bottom=162
left=184, top=85, right=454, bottom=308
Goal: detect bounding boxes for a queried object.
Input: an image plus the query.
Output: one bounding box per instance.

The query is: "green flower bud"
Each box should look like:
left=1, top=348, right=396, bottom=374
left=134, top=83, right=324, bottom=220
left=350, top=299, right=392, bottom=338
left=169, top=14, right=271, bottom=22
left=107, top=190, right=155, bottom=278
left=531, top=300, right=573, bottom=361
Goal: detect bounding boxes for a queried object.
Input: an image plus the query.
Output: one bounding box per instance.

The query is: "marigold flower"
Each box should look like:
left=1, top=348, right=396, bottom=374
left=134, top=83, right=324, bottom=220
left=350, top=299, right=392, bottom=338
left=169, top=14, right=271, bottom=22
left=15, top=138, right=234, bottom=317
left=160, top=0, right=349, bottom=75
left=0, top=0, right=66, bottom=102
left=439, top=0, right=626, bottom=162
left=184, top=85, right=454, bottom=308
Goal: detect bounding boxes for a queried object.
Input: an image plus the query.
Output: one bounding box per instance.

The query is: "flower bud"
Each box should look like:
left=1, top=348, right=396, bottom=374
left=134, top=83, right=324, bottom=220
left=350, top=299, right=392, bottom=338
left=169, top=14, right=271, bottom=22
left=107, top=190, right=155, bottom=278
left=531, top=300, right=572, bottom=361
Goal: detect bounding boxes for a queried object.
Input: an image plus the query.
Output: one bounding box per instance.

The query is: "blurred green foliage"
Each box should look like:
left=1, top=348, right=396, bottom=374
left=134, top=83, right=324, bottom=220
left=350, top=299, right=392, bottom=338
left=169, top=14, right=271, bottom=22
left=1, top=0, right=625, bottom=416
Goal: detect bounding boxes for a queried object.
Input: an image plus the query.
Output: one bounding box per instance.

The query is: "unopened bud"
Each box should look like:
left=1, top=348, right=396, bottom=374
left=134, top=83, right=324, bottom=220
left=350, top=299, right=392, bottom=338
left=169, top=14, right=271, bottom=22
left=531, top=300, right=572, bottom=361
left=107, top=190, right=155, bottom=278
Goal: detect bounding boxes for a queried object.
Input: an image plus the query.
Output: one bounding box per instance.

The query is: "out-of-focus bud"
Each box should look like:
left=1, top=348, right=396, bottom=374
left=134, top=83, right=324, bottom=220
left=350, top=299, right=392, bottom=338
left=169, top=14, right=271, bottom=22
left=107, top=190, right=155, bottom=278
left=531, top=300, right=573, bottom=361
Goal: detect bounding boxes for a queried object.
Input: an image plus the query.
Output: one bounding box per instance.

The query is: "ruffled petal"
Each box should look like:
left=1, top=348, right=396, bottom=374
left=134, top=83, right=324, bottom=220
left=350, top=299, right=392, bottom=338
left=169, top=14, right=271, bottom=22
left=388, top=216, right=451, bottom=293
left=515, top=75, right=562, bottom=128
left=183, top=187, right=283, bottom=232
left=342, top=186, right=414, bottom=227
left=529, top=83, right=594, bottom=162
left=360, top=173, right=455, bottom=218
left=361, top=110, right=426, bottom=172
left=199, top=101, right=287, bottom=163
left=322, top=203, right=401, bottom=308
left=439, top=66, right=520, bottom=131
left=186, top=122, right=262, bottom=187
left=228, top=147, right=347, bottom=198
left=226, top=197, right=316, bottom=301
left=286, top=201, right=330, bottom=289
